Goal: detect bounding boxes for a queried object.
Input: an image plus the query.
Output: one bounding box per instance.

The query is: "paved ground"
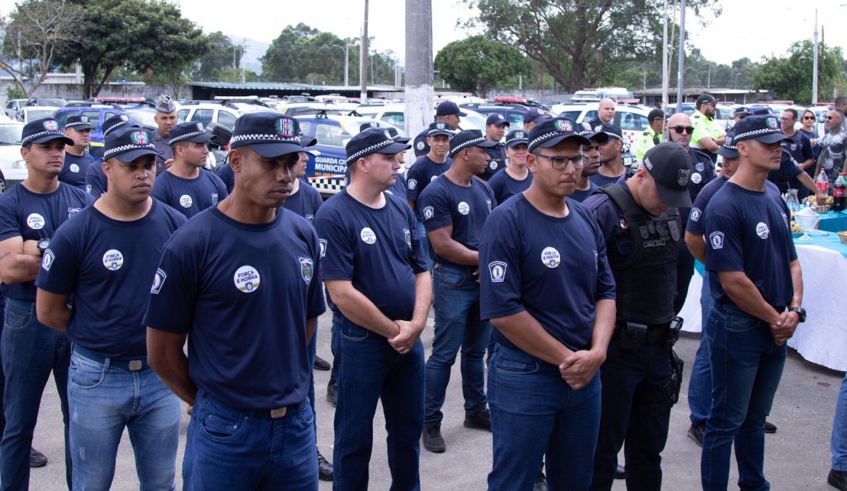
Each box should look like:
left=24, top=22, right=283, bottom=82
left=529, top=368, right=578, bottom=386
left=27, top=309, right=845, bottom=490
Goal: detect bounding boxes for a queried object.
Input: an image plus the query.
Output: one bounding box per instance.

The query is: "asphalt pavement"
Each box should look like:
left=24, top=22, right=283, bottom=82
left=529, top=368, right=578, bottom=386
left=27, top=309, right=845, bottom=490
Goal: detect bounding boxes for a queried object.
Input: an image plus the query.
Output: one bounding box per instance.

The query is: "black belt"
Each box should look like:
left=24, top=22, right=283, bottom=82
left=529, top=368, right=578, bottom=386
left=433, top=262, right=476, bottom=274
left=612, top=322, right=671, bottom=345
left=73, top=344, right=148, bottom=371
left=242, top=400, right=307, bottom=419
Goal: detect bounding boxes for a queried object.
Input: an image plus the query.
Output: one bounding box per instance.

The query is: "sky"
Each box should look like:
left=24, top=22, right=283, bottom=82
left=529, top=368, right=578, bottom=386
left=0, top=0, right=844, bottom=67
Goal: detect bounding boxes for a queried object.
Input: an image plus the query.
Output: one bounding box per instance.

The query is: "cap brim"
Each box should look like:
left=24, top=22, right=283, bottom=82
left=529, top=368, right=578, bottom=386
left=185, top=133, right=214, bottom=144
left=457, top=110, right=467, bottom=116
left=30, top=135, right=74, bottom=146
left=506, top=140, right=528, bottom=148
left=749, top=132, right=792, bottom=145
left=427, top=131, right=453, bottom=138
left=717, top=147, right=739, bottom=159
left=536, top=134, right=592, bottom=149
left=112, top=147, right=161, bottom=163
left=477, top=140, right=500, bottom=149
left=301, top=137, right=317, bottom=147
left=249, top=142, right=306, bottom=158
left=587, top=132, right=610, bottom=144
left=67, top=124, right=93, bottom=131
left=394, top=136, right=411, bottom=144
left=655, top=184, right=692, bottom=208
left=383, top=142, right=412, bottom=154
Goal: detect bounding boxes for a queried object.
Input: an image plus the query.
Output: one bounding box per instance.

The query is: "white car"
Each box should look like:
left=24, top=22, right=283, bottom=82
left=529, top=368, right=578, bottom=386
left=550, top=102, right=653, bottom=150
left=15, top=106, right=59, bottom=123
left=0, top=122, right=26, bottom=192
left=355, top=103, right=487, bottom=133
left=176, top=103, right=241, bottom=131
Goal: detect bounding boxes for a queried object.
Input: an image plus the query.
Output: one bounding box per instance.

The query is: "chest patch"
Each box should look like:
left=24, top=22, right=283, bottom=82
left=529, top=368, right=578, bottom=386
left=234, top=265, right=261, bottom=293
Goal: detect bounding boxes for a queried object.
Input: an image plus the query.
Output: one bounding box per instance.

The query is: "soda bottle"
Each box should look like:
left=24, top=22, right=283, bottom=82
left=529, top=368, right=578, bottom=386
left=835, top=173, right=847, bottom=212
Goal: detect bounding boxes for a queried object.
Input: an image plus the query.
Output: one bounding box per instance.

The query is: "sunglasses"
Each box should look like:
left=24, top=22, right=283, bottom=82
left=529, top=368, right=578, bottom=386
left=803, top=116, right=816, bottom=120
left=670, top=126, right=695, bottom=134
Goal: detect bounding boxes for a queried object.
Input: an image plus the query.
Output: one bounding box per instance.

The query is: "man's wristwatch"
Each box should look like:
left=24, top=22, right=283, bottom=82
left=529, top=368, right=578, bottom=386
left=789, top=307, right=806, bottom=323
left=36, top=238, right=50, bottom=255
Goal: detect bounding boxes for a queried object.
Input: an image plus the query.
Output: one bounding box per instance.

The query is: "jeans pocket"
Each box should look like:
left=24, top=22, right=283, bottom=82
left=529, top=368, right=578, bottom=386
left=495, top=356, right=539, bottom=375
left=5, top=305, right=33, bottom=331
left=69, top=357, right=106, bottom=390
left=722, top=314, right=761, bottom=333
left=437, top=269, right=466, bottom=290
left=199, top=405, right=246, bottom=442
left=295, top=402, right=314, bottom=427
left=341, top=322, right=369, bottom=342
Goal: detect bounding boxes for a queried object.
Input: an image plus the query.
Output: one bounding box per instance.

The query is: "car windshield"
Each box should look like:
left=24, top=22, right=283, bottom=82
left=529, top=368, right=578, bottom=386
left=0, top=125, right=22, bottom=144
left=28, top=108, right=57, bottom=120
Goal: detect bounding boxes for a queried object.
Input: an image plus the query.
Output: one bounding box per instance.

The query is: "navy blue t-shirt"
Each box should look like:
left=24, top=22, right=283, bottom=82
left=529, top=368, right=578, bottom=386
left=216, top=162, right=235, bottom=194
left=703, top=182, right=797, bottom=308
left=687, top=148, right=716, bottom=201
left=481, top=143, right=507, bottom=181
left=59, top=152, right=96, bottom=191
left=151, top=170, right=228, bottom=219
left=590, top=168, right=633, bottom=188
left=36, top=200, right=186, bottom=358
left=767, top=150, right=804, bottom=184
left=282, top=179, right=323, bottom=222
left=418, top=175, right=496, bottom=265
left=487, top=168, right=532, bottom=204
left=406, top=156, right=451, bottom=207
left=412, top=129, right=429, bottom=158
left=571, top=180, right=599, bottom=203
left=386, top=173, right=408, bottom=200
left=315, top=190, right=427, bottom=321
left=480, top=194, right=615, bottom=352
left=0, top=183, right=95, bottom=302
left=85, top=159, right=107, bottom=196
left=143, top=206, right=326, bottom=410
left=688, top=177, right=782, bottom=236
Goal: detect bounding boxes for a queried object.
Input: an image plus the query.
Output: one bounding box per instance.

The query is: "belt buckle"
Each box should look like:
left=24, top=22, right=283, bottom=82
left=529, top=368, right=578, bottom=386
left=270, top=407, right=287, bottom=419
left=128, top=360, right=143, bottom=371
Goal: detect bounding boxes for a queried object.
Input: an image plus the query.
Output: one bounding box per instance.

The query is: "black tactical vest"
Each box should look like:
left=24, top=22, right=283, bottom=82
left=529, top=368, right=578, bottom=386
left=598, top=185, right=681, bottom=325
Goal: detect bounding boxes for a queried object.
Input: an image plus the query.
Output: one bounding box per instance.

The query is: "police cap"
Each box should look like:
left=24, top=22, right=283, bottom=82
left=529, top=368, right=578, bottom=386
left=346, top=128, right=410, bottom=165
left=642, top=142, right=693, bottom=208
left=22, top=118, right=73, bottom=146
left=527, top=117, right=591, bottom=153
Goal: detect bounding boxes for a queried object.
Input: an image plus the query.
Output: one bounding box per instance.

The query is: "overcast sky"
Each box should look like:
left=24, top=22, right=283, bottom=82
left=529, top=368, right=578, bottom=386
left=0, top=0, right=844, bottom=66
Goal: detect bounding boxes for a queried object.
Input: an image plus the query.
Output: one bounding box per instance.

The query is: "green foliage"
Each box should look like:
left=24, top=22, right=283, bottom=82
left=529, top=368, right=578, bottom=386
left=5, top=85, right=25, bottom=101
left=753, top=41, right=845, bottom=105
left=434, top=35, right=531, bottom=97
left=192, top=32, right=240, bottom=81
left=261, top=23, right=398, bottom=85
left=463, top=0, right=721, bottom=93
left=55, top=0, right=209, bottom=98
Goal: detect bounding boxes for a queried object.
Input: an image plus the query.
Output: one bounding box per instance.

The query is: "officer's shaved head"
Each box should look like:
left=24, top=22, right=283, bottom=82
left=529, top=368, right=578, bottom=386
left=598, top=99, right=616, bottom=124
left=666, top=113, right=693, bottom=149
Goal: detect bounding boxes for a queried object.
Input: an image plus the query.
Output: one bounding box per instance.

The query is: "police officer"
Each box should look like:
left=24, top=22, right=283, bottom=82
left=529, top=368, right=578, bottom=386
left=665, top=112, right=715, bottom=314
left=151, top=122, right=228, bottom=219
left=315, top=128, right=431, bottom=490
left=690, top=93, right=726, bottom=161
left=359, top=123, right=410, bottom=199
left=589, top=124, right=631, bottom=188
left=588, top=99, right=616, bottom=128
left=633, top=109, right=665, bottom=163
left=725, top=106, right=749, bottom=131
left=701, top=114, right=804, bottom=491
left=35, top=126, right=185, bottom=490
left=0, top=118, right=95, bottom=490
left=85, top=115, right=133, bottom=196
left=780, top=108, right=816, bottom=198
left=145, top=113, right=325, bottom=489
left=584, top=143, right=693, bottom=491
left=418, top=129, right=497, bottom=453
left=572, top=123, right=610, bottom=203
left=487, top=129, right=531, bottom=204
left=481, top=113, right=509, bottom=181
left=60, top=115, right=96, bottom=190
left=522, top=108, right=548, bottom=132
left=412, top=100, right=465, bottom=158
left=480, top=117, right=616, bottom=491
left=152, top=95, right=178, bottom=175
left=406, top=121, right=453, bottom=270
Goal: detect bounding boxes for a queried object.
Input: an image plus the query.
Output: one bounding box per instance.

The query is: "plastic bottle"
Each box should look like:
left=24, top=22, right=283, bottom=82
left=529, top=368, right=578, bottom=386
left=835, top=173, right=846, bottom=212
left=817, top=171, right=830, bottom=194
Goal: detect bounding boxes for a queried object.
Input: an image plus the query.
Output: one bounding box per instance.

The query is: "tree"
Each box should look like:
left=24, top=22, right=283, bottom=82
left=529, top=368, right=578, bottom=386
left=191, top=31, right=240, bottom=81
left=0, top=0, right=84, bottom=97
left=462, top=0, right=721, bottom=93
left=55, top=0, right=208, bottom=98
left=753, top=41, right=844, bottom=105
left=434, top=36, right=531, bottom=96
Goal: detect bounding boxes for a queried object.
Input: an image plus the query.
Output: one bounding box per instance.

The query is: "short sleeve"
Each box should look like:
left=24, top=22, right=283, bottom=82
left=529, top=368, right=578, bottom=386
left=304, top=226, right=327, bottom=320
left=801, top=136, right=814, bottom=161
left=214, top=174, right=229, bottom=200
left=479, top=210, right=525, bottom=321
left=691, top=116, right=711, bottom=143
left=313, top=207, right=354, bottom=281
left=589, top=212, right=616, bottom=302
left=406, top=206, right=428, bottom=274
left=687, top=192, right=710, bottom=235
left=780, top=153, right=802, bottom=179
left=703, top=205, right=745, bottom=273
left=419, top=185, right=453, bottom=233
left=143, top=235, right=198, bottom=334
left=85, top=163, right=105, bottom=197
left=406, top=163, right=424, bottom=201
left=34, top=226, right=79, bottom=296
left=0, top=196, right=21, bottom=242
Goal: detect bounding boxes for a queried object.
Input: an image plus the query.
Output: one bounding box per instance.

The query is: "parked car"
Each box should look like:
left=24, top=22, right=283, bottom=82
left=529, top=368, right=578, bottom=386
left=15, top=106, right=59, bottom=123
left=0, top=122, right=26, bottom=192
left=4, top=99, right=28, bottom=119
left=54, top=105, right=141, bottom=158
left=550, top=102, right=651, bottom=151
left=26, top=96, right=66, bottom=108
left=176, top=102, right=241, bottom=131
left=355, top=103, right=487, bottom=132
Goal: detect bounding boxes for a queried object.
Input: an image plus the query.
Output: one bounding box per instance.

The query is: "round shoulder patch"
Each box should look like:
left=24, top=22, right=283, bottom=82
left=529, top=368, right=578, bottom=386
left=234, top=265, right=260, bottom=293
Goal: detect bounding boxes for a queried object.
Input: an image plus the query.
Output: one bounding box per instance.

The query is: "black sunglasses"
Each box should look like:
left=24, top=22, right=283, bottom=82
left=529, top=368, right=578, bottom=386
left=803, top=116, right=816, bottom=120
left=670, top=126, right=695, bottom=134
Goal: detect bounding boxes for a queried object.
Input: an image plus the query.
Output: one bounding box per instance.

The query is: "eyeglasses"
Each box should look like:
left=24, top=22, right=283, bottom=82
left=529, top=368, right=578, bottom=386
left=803, top=116, right=816, bottom=120
left=670, top=126, right=695, bottom=134
left=532, top=153, right=586, bottom=170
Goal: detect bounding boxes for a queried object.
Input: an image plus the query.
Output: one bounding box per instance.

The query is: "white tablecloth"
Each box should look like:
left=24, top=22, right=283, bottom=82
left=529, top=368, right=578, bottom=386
left=677, top=244, right=847, bottom=372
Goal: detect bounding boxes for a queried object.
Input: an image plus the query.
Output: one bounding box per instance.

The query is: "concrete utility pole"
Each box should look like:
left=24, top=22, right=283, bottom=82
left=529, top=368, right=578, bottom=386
left=360, top=0, right=369, bottom=101
left=662, top=0, right=670, bottom=108
left=405, top=0, right=434, bottom=152
left=812, top=9, right=819, bottom=105
left=675, top=0, right=686, bottom=111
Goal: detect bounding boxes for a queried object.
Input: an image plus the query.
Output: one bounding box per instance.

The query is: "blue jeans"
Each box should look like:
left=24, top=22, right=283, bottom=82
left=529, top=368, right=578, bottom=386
left=424, top=263, right=491, bottom=424
left=688, top=271, right=714, bottom=426
left=701, top=303, right=786, bottom=491
left=183, top=389, right=317, bottom=491
left=68, top=349, right=181, bottom=490
left=418, top=221, right=433, bottom=271
left=591, top=339, right=672, bottom=491
left=333, top=315, right=424, bottom=491
left=487, top=346, right=601, bottom=491
left=0, top=297, right=72, bottom=491
left=832, top=374, right=847, bottom=471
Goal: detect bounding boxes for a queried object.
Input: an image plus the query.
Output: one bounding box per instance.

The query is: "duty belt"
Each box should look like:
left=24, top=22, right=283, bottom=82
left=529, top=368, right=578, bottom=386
left=612, top=321, right=671, bottom=346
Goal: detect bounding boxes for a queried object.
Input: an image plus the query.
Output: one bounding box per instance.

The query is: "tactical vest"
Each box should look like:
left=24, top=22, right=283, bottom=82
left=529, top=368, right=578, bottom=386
left=598, top=185, right=681, bottom=324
